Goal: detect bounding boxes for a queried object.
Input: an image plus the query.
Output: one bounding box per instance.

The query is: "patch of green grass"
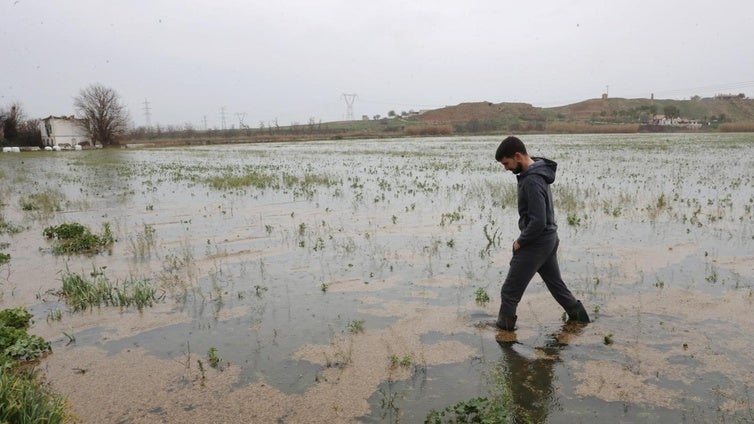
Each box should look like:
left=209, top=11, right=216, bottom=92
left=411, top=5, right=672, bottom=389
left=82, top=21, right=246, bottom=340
left=59, top=269, right=158, bottom=312
left=205, top=170, right=276, bottom=190
left=0, top=371, right=67, bottom=424
left=19, top=190, right=65, bottom=215
left=43, top=222, right=115, bottom=254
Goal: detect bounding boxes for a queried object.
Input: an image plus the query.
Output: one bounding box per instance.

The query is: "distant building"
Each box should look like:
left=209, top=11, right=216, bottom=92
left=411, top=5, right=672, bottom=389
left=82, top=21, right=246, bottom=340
left=651, top=114, right=702, bottom=129
left=39, top=115, right=92, bottom=148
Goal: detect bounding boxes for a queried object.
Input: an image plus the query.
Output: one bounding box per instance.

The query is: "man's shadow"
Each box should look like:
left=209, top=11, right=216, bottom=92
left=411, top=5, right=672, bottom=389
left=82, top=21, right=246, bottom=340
left=492, top=323, right=586, bottom=422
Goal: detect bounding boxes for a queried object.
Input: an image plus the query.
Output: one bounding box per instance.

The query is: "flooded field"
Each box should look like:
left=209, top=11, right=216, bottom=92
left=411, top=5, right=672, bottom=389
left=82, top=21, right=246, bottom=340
left=1, top=133, right=753, bottom=423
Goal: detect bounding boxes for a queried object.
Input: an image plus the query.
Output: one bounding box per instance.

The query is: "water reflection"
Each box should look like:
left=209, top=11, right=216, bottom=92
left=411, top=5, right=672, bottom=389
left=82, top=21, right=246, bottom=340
left=494, top=323, right=585, bottom=422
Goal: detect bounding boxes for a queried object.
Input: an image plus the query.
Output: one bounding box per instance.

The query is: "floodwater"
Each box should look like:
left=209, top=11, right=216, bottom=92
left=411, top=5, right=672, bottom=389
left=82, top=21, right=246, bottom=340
left=1, top=133, right=753, bottom=423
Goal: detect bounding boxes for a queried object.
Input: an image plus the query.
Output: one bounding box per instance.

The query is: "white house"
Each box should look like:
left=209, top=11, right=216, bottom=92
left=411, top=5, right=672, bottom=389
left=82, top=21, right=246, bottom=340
left=39, top=115, right=92, bottom=148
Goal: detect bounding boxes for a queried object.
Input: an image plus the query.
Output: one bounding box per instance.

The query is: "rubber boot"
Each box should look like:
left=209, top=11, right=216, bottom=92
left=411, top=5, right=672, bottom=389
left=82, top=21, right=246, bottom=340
left=495, top=305, right=517, bottom=331
left=566, top=300, right=590, bottom=323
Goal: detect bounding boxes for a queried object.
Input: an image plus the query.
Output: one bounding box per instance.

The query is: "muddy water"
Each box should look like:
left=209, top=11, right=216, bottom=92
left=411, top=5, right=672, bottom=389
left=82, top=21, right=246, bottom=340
left=1, top=133, right=753, bottom=422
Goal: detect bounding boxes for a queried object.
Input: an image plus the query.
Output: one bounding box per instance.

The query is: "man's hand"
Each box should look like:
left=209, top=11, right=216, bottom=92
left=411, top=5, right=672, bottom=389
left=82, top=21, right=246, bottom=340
left=513, top=241, right=521, bottom=251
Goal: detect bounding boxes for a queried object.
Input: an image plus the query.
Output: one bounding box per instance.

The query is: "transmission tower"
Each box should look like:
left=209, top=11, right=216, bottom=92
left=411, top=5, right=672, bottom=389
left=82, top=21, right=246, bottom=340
left=220, top=106, right=227, bottom=130
left=342, top=93, right=357, bottom=120
left=143, top=98, right=152, bottom=129
left=236, top=112, right=248, bottom=129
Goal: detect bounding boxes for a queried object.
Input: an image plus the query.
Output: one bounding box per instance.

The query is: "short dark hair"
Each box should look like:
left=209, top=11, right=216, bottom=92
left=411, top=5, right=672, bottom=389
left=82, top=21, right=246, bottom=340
left=495, top=136, right=527, bottom=161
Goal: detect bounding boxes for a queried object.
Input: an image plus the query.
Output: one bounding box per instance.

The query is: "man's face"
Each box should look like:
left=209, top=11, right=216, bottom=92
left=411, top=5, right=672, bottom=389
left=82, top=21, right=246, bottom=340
left=499, top=155, right=523, bottom=174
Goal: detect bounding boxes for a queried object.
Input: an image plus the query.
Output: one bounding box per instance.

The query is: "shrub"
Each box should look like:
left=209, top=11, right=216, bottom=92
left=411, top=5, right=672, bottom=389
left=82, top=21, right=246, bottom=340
left=404, top=125, right=454, bottom=136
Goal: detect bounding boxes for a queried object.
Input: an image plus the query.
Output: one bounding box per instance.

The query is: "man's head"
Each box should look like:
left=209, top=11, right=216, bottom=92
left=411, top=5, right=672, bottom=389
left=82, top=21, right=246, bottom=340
left=495, top=136, right=531, bottom=174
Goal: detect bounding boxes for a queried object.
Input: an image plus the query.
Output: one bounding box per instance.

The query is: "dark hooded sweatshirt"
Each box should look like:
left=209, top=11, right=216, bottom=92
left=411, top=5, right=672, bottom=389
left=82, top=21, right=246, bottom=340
left=515, top=157, right=558, bottom=247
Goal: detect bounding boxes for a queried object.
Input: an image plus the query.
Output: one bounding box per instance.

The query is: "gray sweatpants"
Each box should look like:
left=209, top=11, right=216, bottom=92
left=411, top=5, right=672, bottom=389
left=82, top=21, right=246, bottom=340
left=500, top=233, right=579, bottom=316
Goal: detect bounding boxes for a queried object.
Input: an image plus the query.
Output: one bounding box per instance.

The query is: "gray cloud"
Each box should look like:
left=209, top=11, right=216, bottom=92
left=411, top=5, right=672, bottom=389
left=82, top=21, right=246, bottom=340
left=3, top=0, right=754, bottom=128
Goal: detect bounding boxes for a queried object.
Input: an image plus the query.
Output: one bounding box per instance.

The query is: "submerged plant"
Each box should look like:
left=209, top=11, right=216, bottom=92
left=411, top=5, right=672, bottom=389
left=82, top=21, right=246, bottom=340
left=0, top=215, right=23, bottom=235
left=207, top=347, right=221, bottom=369
left=43, top=222, right=115, bottom=255
left=19, top=190, right=65, bottom=215
left=128, top=223, right=156, bottom=259
left=347, top=319, right=365, bottom=334
left=59, top=269, right=158, bottom=311
left=426, top=397, right=509, bottom=424
left=474, top=287, right=490, bottom=306
left=482, top=224, right=502, bottom=256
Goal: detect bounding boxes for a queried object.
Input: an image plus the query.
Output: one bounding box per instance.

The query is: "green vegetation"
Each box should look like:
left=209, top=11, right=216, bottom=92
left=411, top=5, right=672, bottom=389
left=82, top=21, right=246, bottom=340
left=59, top=269, right=158, bottom=311
left=43, top=222, right=114, bottom=254
left=206, top=170, right=276, bottom=190
left=0, top=307, right=66, bottom=424
left=474, top=287, right=490, bottom=306
left=426, top=397, right=509, bottom=423
left=207, top=347, right=221, bottom=369
left=116, top=96, right=754, bottom=147
left=347, top=319, right=365, bottom=334
left=388, top=354, right=415, bottom=370
left=0, top=215, right=23, bottom=235
left=128, top=223, right=156, bottom=259
left=0, top=308, right=51, bottom=369
left=20, top=190, right=65, bottom=214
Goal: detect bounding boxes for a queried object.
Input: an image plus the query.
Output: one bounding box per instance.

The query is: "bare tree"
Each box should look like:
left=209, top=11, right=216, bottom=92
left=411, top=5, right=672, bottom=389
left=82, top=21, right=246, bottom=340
left=73, top=84, right=129, bottom=146
left=1, top=102, right=23, bottom=141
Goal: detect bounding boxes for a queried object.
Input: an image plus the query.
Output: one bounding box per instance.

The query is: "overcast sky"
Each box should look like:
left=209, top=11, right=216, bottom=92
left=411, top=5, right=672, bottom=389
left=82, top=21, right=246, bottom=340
left=3, top=0, right=754, bottom=129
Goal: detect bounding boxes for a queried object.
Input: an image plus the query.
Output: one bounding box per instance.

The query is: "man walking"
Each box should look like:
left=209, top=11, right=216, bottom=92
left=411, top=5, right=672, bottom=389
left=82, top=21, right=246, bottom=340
left=494, top=136, right=590, bottom=331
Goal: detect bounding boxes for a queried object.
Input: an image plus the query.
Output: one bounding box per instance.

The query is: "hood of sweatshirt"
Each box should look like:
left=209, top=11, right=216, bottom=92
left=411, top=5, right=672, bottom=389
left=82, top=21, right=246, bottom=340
left=518, top=157, right=557, bottom=184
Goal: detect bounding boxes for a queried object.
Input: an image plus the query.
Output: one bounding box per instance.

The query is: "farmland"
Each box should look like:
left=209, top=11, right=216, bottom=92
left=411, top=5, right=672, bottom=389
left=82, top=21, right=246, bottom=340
left=1, top=133, right=753, bottom=422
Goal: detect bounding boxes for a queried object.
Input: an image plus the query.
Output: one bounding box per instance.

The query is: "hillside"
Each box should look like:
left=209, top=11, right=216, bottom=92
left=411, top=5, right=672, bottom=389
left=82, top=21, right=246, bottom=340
left=120, top=96, right=754, bottom=146
left=414, top=97, right=754, bottom=125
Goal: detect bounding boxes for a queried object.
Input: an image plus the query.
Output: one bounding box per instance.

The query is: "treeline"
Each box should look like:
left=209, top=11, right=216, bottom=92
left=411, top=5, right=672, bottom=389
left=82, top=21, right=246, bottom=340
left=0, top=104, right=42, bottom=146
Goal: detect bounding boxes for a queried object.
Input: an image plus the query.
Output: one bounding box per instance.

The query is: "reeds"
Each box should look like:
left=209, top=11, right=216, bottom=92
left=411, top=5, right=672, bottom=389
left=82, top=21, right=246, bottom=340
left=718, top=122, right=754, bottom=132
left=59, top=269, right=158, bottom=312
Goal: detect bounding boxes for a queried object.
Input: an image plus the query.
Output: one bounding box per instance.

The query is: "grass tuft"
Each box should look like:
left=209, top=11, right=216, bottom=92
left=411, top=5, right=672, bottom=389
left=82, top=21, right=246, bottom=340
left=59, top=269, right=158, bottom=312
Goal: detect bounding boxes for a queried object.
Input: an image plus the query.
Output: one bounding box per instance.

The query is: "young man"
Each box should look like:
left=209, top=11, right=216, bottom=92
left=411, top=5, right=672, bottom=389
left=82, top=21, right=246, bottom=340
left=494, top=136, right=590, bottom=330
